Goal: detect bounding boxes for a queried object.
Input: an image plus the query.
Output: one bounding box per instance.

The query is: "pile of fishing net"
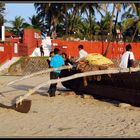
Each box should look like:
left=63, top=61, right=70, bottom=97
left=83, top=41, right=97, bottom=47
left=77, top=53, right=117, bottom=72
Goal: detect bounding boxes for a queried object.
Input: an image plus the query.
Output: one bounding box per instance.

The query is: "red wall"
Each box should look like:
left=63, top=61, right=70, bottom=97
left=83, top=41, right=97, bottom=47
left=52, top=40, right=140, bottom=60
left=5, top=38, right=21, bottom=43
left=0, top=28, right=41, bottom=64
left=1, top=33, right=140, bottom=65
left=0, top=44, right=14, bottom=64
left=23, top=28, right=42, bottom=55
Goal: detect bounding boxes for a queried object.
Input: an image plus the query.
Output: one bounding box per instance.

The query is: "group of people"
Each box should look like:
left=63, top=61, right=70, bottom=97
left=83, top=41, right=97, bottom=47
left=46, top=43, right=135, bottom=97
left=77, top=43, right=135, bottom=69
left=47, top=45, right=88, bottom=97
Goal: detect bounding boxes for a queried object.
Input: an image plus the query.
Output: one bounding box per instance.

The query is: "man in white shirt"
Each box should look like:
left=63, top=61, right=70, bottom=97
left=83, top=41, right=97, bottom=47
left=76, top=45, right=88, bottom=62
left=119, top=44, right=135, bottom=69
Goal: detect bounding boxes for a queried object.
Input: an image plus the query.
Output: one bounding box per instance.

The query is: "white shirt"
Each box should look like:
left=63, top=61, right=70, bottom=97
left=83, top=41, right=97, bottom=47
left=76, top=49, right=88, bottom=62
left=119, top=51, right=135, bottom=68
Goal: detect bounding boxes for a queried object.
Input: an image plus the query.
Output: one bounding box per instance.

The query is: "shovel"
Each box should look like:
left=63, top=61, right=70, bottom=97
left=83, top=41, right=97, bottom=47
left=0, top=99, right=31, bottom=113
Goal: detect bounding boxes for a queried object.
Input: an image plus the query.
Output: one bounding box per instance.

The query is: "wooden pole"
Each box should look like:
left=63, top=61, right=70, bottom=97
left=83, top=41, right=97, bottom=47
left=15, top=67, right=140, bottom=105
left=7, top=65, right=72, bottom=86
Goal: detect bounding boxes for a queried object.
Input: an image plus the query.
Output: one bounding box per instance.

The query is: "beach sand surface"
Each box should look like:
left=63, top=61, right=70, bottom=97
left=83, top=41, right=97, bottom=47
left=0, top=75, right=140, bottom=137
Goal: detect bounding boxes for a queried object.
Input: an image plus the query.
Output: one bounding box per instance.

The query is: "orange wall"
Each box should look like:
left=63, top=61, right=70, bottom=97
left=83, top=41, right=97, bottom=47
left=52, top=40, right=140, bottom=60
left=1, top=36, right=140, bottom=64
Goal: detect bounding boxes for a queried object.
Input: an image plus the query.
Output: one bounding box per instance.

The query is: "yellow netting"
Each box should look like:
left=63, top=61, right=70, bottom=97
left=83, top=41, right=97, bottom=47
left=85, top=53, right=114, bottom=65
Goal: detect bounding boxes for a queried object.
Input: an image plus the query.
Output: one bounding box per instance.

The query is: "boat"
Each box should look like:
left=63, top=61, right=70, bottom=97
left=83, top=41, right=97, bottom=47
left=59, top=68, right=140, bottom=107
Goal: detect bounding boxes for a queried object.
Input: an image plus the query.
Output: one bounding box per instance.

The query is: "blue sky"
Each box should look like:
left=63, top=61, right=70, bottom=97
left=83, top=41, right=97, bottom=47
left=5, top=3, right=123, bottom=26
left=5, top=3, right=37, bottom=26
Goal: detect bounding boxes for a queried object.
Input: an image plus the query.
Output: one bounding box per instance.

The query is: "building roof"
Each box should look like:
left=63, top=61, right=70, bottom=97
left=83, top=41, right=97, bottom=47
left=5, top=31, right=16, bottom=37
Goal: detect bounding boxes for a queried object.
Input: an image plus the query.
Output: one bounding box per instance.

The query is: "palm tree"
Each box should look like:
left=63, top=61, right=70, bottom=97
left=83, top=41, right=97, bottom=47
left=56, top=3, right=83, bottom=37
left=0, top=2, right=5, bottom=26
left=57, top=12, right=85, bottom=39
left=81, top=15, right=98, bottom=40
left=103, top=3, right=117, bottom=56
left=34, top=3, right=52, bottom=35
left=9, top=16, right=25, bottom=36
left=34, top=3, right=66, bottom=37
left=34, top=3, right=109, bottom=40
left=70, top=15, right=84, bottom=39
left=112, top=3, right=122, bottom=41
left=23, top=15, right=46, bottom=36
left=79, top=4, right=96, bottom=40
left=79, top=3, right=106, bottom=40
left=96, top=12, right=112, bottom=54
left=60, top=11, right=76, bottom=37
left=121, top=3, right=140, bottom=42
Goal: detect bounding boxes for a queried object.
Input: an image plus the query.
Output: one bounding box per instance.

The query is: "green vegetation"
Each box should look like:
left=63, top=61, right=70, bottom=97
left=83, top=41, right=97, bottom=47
left=0, top=2, right=5, bottom=26
left=33, top=3, right=140, bottom=42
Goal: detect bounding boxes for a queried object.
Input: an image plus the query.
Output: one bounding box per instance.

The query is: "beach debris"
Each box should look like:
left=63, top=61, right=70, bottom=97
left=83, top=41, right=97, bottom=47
left=118, top=103, right=132, bottom=108
left=60, top=91, right=76, bottom=96
left=83, top=94, right=94, bottom=99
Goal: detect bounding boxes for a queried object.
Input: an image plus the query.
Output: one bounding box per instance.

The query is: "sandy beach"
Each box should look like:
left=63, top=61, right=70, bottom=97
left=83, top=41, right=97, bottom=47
left=0, top=75, right=140, bottom=138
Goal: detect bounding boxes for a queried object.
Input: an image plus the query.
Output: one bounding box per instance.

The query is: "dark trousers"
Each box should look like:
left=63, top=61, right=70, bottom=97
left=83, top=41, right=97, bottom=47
left=41, top=51, right=44, bottom=56
left=48, top=71, right=59, bottom=97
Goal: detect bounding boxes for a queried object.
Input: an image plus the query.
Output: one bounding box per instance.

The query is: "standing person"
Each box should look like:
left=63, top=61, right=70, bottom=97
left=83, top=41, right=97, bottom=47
left=76, top=45, right=88, bottom=62
left=40, top=45, right=44, bottom=56
left=119, top=44, right=135, bottom=69
left=48, top=48, right=65, bottom=97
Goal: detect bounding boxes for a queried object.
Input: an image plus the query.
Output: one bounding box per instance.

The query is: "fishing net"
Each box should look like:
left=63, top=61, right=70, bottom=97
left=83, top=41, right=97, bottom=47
left=77, top=53, right=117, bottom=72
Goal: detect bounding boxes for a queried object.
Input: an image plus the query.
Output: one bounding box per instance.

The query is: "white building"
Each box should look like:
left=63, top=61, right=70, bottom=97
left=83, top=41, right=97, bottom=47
left=41, top=36, right=52, bottom=56
left=31, top=36, right=52, bottom=57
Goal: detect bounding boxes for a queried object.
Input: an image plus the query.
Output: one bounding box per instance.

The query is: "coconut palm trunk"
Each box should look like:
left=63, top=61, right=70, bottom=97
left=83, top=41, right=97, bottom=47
left=131, top=27, right=138, bottom=42
left=101, top=30, right=105, bottom=54
left=131, top=18, right=140, bottom=42
left=70, top=6, right=80, bottom=35
left=114, top=11, right=119, bottom=41
left=103, top=4, right=116, bottom=56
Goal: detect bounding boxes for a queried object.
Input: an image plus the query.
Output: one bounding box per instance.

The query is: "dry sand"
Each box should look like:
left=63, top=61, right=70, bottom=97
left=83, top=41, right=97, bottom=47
left=0, top=75, right=140, bottom=138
